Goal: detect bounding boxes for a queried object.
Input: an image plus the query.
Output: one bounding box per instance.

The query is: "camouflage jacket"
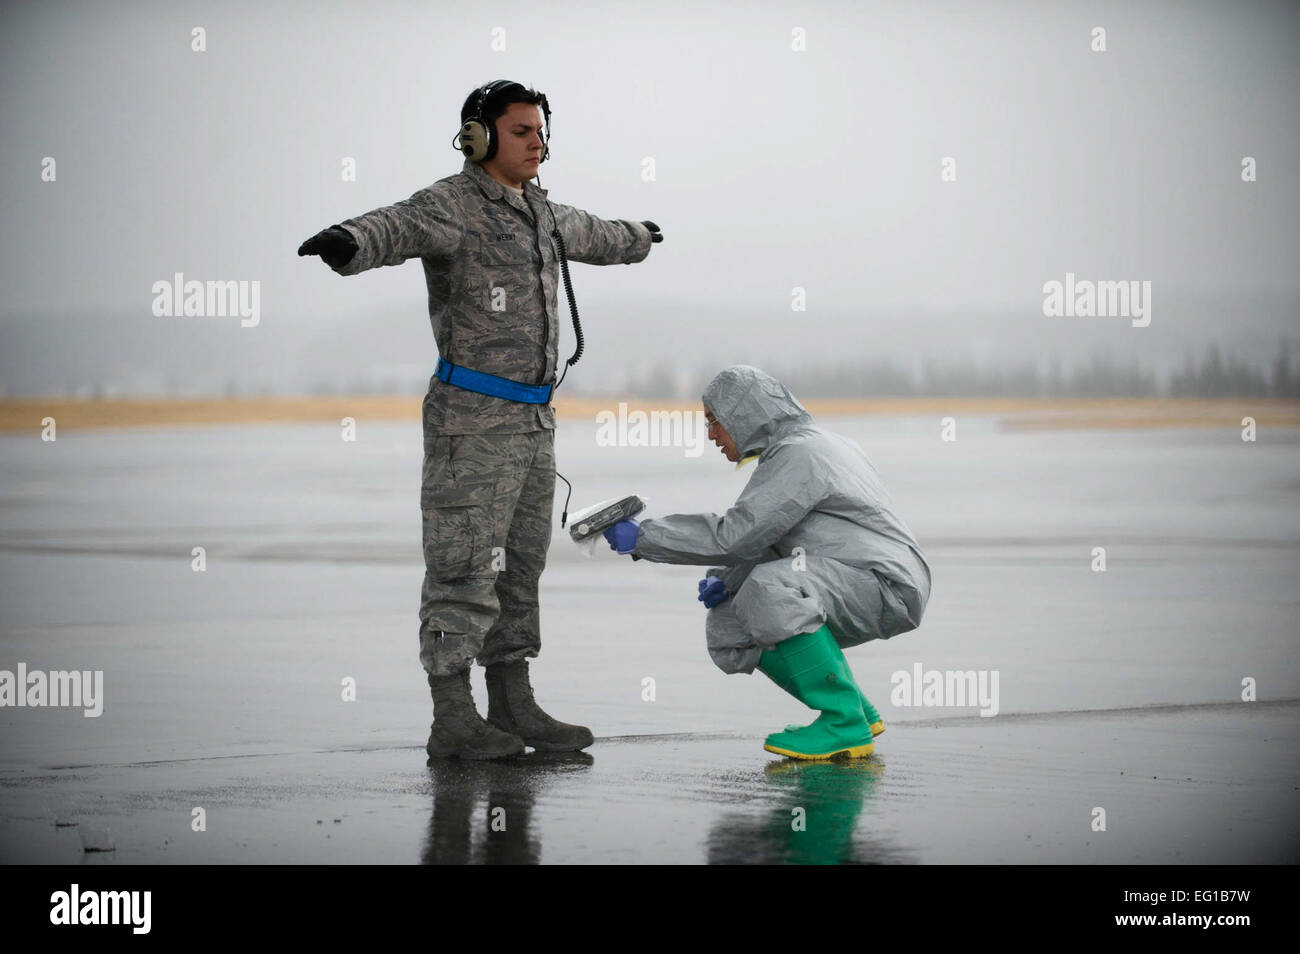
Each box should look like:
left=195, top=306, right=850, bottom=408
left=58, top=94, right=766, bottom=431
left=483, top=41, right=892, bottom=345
left=331, top=159, right=654, bottom=433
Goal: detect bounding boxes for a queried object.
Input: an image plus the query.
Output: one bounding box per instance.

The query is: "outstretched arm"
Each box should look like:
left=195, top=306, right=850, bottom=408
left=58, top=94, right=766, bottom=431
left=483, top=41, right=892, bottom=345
left=548, top=202, right=658, bottom=265
left=300, top=186, right=465, bottom=276
left=633, top=444, right=827, bottom=565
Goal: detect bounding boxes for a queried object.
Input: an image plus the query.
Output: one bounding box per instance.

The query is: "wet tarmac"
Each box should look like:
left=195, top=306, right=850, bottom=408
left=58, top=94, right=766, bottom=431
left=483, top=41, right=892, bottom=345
left=1, top=414, right=1298, bottom=863
left=2, top=702, right=1295, bottom=864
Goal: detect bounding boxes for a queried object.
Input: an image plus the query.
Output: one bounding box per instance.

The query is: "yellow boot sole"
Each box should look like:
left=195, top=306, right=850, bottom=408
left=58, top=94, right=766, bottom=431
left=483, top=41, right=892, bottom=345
left=763, top=740, right=875, bottom=760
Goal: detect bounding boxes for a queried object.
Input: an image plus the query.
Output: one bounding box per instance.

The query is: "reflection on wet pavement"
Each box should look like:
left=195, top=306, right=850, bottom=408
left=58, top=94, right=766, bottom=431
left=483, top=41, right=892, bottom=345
left=422, top=751, right=594, bottom=864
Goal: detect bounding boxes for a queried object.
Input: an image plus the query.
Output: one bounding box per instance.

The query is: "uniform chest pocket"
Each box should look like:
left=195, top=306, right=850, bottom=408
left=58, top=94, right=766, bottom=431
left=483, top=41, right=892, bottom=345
left=477, top=232, right=534, bottom=267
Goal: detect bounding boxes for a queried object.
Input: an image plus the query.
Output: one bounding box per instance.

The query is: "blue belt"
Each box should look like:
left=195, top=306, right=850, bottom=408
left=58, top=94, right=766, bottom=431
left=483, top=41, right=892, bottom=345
left=434, top=357, right=553, bottom=404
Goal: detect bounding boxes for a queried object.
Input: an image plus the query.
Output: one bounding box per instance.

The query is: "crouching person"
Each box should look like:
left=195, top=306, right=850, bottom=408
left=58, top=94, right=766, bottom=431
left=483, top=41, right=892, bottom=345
left=604, top=365, right=931, bottom=760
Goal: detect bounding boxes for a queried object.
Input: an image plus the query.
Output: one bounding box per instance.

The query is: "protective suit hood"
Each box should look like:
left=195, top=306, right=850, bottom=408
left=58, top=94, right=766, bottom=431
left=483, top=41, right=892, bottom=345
left=703, top=365, right=813, bottom=458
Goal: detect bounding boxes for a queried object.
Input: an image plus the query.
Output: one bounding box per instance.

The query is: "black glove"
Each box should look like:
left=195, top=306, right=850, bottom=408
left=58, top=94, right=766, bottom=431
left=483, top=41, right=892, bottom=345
left=641, top=220, right=663, bottom=244
left=298, top=225, right=358, bottom=268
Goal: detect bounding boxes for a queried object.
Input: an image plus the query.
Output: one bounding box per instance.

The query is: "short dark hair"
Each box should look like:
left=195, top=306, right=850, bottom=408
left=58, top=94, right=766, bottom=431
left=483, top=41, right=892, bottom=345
left=460, top=81, right=548, bottom=130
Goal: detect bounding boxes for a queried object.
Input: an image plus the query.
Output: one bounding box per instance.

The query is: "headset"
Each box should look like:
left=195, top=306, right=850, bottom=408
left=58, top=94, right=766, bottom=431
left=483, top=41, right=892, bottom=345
left=453, top=79, right=584, bottom=522
left=454, top=79, right=551, bottom=165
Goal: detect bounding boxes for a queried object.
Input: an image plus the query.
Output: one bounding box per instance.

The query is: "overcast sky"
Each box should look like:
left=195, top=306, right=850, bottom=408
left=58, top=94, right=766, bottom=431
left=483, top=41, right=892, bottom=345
left=2, top=0, right=1297, bottom=395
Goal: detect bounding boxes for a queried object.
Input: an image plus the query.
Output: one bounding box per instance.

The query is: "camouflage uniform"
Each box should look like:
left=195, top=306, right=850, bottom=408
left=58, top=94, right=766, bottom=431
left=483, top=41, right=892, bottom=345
left=330, top=159, right=653, bottom=674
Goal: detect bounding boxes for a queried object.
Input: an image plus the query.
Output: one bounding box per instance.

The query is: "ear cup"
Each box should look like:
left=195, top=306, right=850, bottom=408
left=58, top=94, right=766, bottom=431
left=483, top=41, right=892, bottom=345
left=458, top=79, right=508, bottom=163
left=458, top=118, right=494, bottom=162
left=538, top=93, right=551, bottom=164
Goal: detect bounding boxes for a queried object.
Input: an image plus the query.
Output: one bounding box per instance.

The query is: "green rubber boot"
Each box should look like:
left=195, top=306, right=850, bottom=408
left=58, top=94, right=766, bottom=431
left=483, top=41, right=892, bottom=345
left=841, top=666, right=886, bottom=738
left=759, top=626, right=885, bottom=738
left=757, top=625, right=875, bottom=760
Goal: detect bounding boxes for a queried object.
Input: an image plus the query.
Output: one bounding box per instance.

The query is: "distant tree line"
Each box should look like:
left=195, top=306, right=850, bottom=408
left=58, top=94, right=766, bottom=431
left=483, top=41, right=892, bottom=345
left=623, top=340, right=1300, bottom=400
left=192, top=340, right=1298, bottom=400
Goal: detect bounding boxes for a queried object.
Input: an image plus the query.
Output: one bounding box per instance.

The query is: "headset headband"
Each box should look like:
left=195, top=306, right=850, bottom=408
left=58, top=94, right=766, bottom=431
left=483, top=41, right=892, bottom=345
left=477, top=81, right=551, bottom=131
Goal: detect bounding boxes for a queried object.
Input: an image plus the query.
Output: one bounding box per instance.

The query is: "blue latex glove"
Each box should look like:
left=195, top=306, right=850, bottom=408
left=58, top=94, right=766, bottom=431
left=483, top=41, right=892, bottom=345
left=604, top=519, right=639, bottom=555
left=698, top=575, right=728, bottom=609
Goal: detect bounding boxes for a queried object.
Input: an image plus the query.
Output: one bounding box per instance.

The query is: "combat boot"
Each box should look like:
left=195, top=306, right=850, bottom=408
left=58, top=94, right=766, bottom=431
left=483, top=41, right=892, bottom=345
left=485, top=659, right=594, bottom=752
left=426, top=669, right=525, bottom=761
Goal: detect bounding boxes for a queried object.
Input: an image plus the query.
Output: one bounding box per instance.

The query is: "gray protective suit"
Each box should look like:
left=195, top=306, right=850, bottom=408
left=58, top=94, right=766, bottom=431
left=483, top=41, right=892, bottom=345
left=633, top=366, right=931, bottom=674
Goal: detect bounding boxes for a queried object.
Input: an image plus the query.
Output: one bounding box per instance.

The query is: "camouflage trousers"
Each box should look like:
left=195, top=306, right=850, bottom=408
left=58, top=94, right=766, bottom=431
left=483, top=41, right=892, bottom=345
left=418, top=427, right=556, bottom=676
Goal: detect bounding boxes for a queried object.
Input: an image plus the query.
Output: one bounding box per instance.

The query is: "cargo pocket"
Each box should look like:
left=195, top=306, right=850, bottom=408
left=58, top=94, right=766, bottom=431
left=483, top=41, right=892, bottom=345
left=421, top=478, right=495, bottom=581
